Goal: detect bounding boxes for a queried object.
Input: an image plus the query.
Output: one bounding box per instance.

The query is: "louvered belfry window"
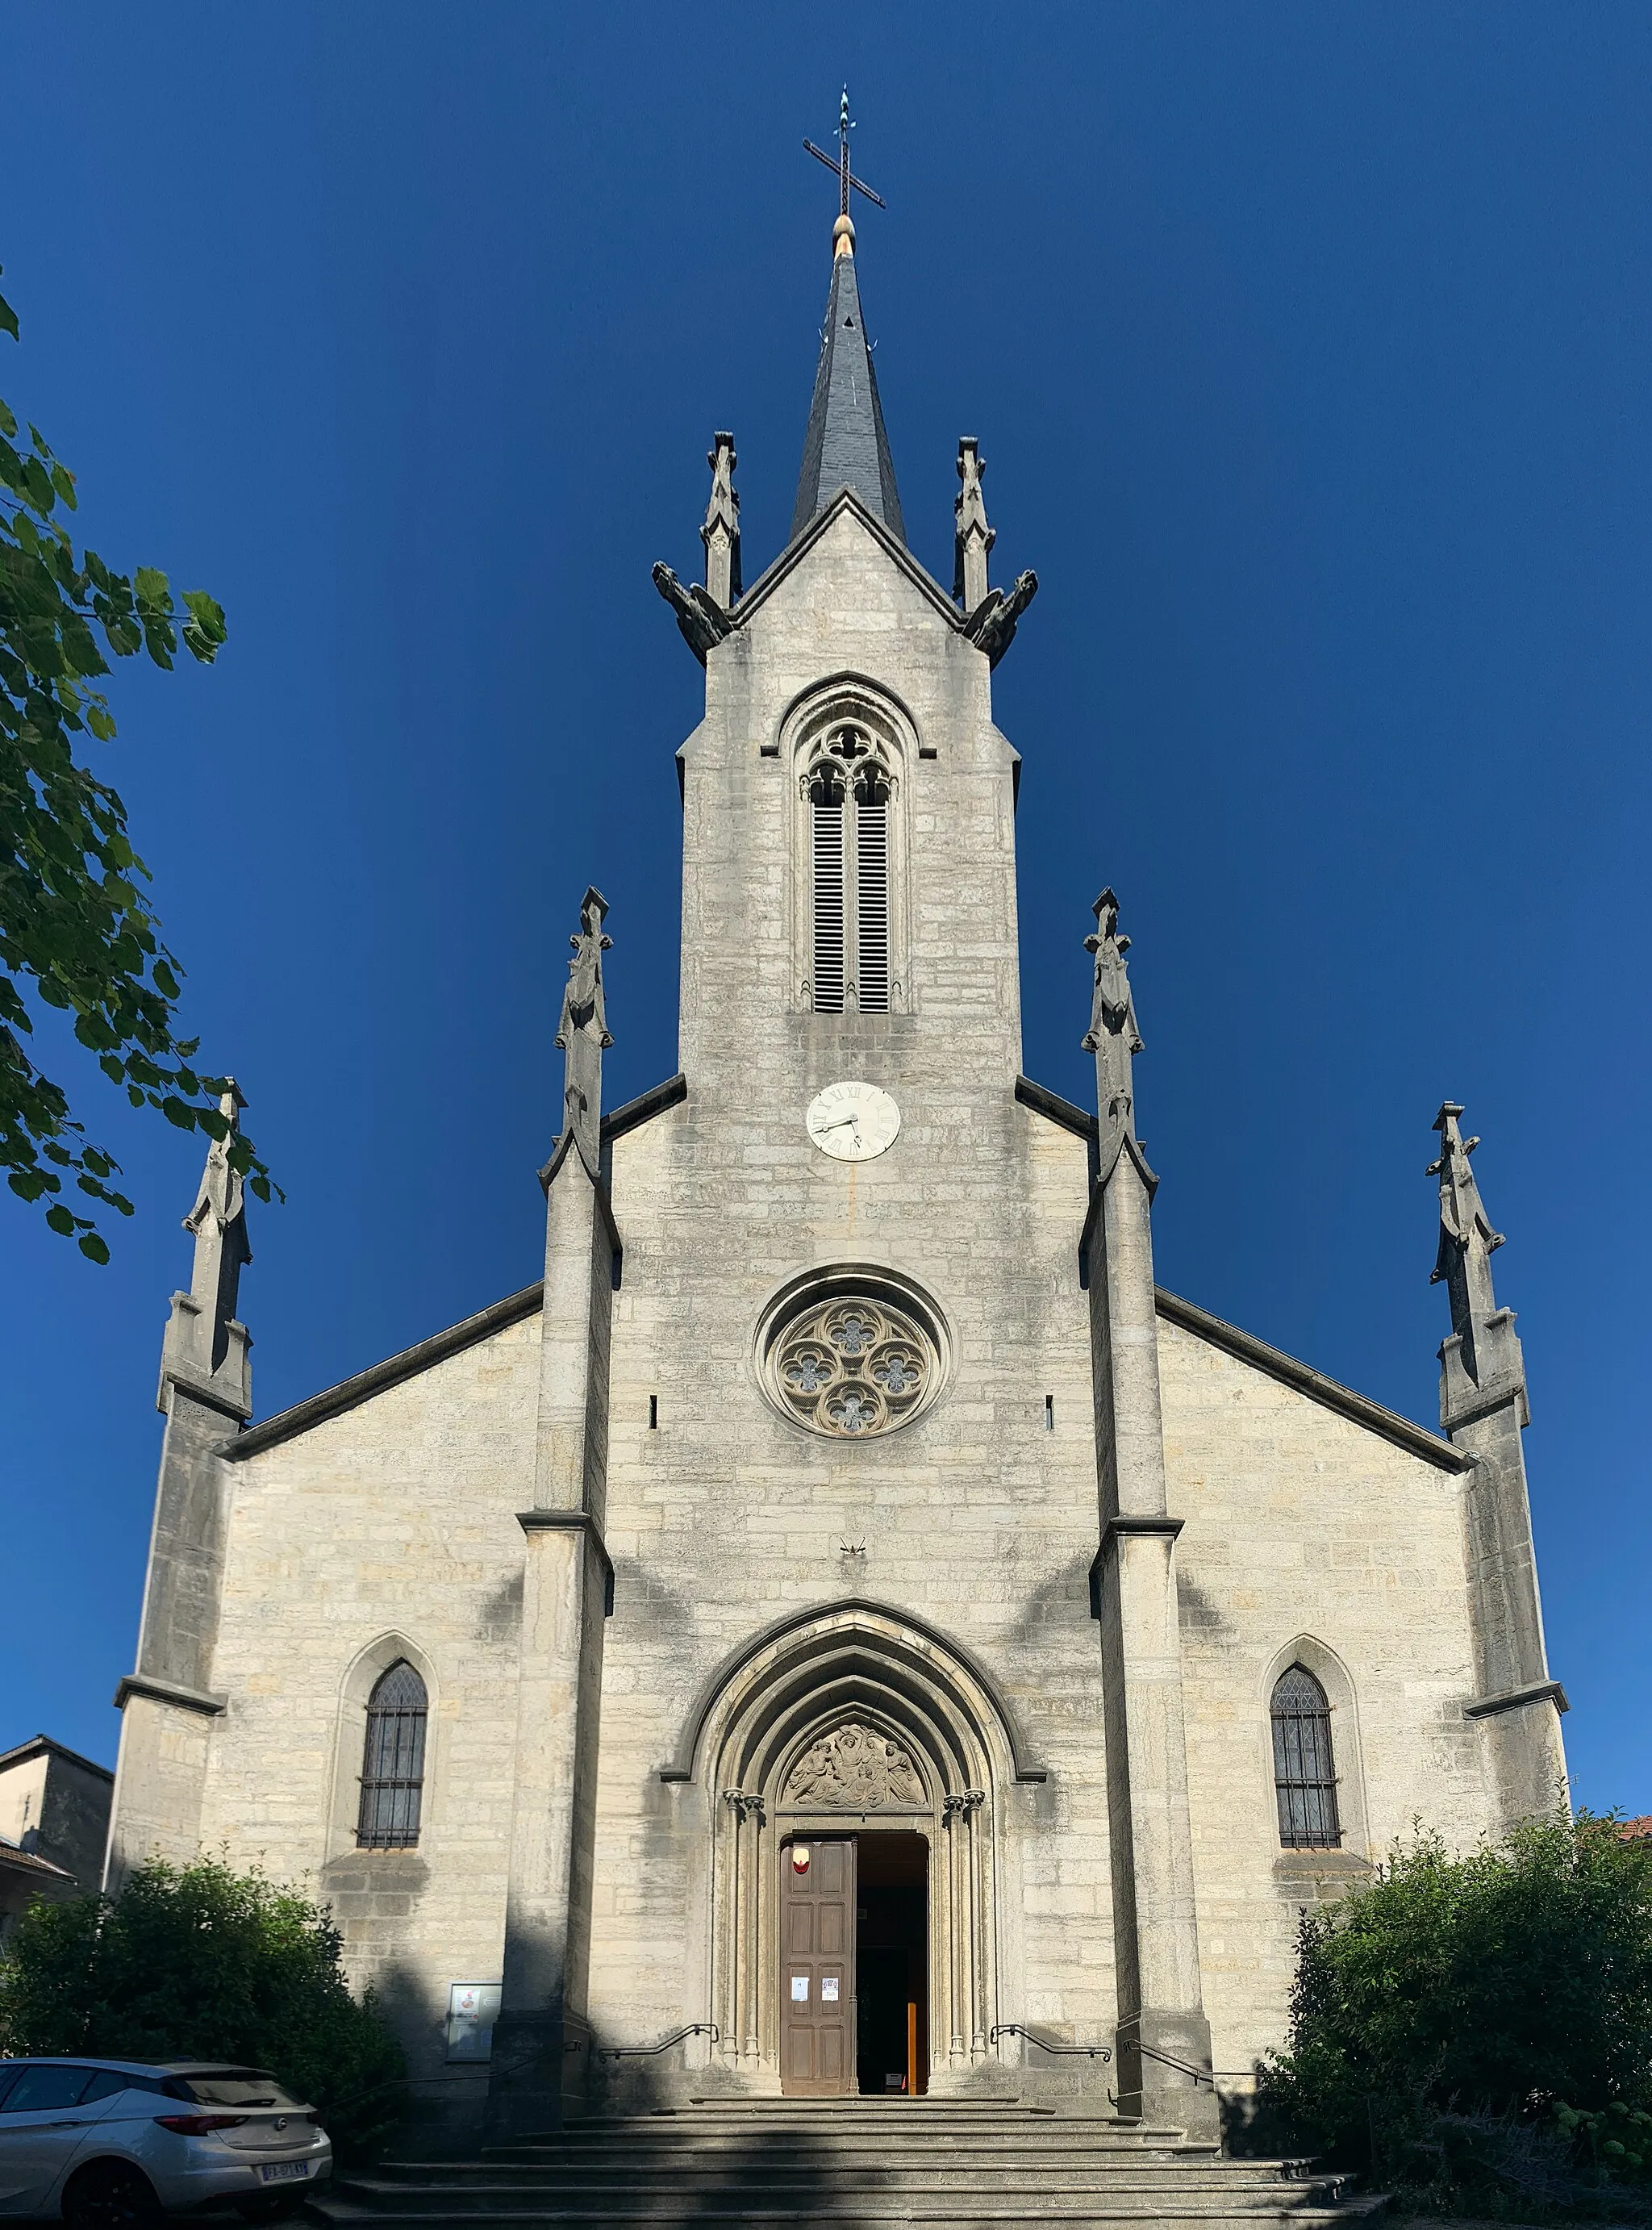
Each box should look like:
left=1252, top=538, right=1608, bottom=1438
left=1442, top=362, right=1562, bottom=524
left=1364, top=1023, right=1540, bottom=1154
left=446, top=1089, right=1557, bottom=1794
left=808, top=728, right=891, bottom=1014
left=357, top=1660, right=428, bottom=1849
left=1270, top=1664, right=1341, bottom=1849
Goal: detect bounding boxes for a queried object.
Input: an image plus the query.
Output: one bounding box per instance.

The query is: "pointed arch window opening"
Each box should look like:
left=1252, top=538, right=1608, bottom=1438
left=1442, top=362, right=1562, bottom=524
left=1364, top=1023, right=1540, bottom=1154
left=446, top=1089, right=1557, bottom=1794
left=1270, top=1664, right=1341, bottom=1850
left=357, top=1660, right=428, bottom=1850
left=808, top=727, right=894, bottom=1015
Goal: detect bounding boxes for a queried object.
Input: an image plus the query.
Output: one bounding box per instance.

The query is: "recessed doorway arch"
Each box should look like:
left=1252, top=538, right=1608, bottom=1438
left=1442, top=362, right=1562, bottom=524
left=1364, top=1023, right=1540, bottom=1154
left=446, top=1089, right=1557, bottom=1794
left=682, top=1602, right=1022, bottom=2093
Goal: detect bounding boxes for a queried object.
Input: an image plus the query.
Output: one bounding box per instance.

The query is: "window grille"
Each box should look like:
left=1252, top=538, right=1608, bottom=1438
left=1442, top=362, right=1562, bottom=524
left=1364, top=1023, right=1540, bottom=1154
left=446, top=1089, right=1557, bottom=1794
left=1270, top=1664, right=1341, bottom=1848
left=357, top=1660, right=428, bottom=1849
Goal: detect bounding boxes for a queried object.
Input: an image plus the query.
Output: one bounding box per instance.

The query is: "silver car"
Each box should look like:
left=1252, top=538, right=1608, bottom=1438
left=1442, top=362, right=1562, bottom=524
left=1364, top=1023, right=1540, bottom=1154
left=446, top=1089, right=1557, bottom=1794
left=0, top=2059, right=332, bottom=2228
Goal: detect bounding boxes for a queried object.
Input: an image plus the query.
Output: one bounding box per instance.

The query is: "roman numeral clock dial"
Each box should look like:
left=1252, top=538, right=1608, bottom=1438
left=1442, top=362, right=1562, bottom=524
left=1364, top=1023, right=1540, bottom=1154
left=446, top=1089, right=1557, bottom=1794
left=805, top=1080, right=901, bottom=1162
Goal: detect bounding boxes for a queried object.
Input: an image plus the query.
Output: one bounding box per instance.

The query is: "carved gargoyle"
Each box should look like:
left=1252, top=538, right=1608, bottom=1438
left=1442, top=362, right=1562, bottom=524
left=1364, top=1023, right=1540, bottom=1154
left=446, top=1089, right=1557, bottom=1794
left=963, top=568, right=1038, bottom=666
left=651, top=562, right=732, bottom=664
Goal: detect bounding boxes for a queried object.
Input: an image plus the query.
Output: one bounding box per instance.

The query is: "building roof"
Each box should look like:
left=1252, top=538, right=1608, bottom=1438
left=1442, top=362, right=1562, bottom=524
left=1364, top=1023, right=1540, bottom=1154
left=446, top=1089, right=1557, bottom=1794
left=1619, top=1816, right=1652, bottom=1841
left=791, top=243, right=904, bottom=545
left=0, top=1835, right=77, bottom=1885
left=0, top=1734, right=114, bottom=1783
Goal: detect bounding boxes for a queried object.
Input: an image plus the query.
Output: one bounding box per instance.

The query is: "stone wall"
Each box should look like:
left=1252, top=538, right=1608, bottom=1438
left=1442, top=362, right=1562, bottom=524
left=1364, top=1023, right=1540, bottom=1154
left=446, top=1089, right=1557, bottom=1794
left=195, top=1312, right=540, bottom=2129
left=1160, top=1316, right=1493, bottom=2086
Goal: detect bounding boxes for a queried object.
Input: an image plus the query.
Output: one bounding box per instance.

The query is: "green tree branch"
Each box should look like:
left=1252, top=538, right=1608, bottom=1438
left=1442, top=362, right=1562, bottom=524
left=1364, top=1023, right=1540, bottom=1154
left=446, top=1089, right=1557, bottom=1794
left=0, top=265, right=276, bottom=1258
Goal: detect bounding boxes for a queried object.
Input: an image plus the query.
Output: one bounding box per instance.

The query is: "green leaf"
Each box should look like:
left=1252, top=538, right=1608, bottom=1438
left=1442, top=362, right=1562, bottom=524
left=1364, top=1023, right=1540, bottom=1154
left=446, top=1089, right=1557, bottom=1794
left=49, top=461, right=77, bottom=511
left=86, top=704, right=116, bottom=742
left=44, top=1203, right=74, bottom=1235
left=0, top=395, right=15, bottom=436
left=180, top=587, right=227, bottom=663
left=159, top=1094, right=196, bottom=1130
left=21, top=453, right=54, bottom=513
left=134, top=565, right=170, bottom=608
left=77, top=1232, right=111, bottom=1264
left=0, top=287, right=18, bottom=343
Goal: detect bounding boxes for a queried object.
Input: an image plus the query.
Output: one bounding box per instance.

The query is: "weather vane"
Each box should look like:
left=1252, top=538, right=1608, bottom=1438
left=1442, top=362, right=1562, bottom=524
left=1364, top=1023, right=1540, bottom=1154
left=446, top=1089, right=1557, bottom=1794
left=803, top=86, right=886, bottom=219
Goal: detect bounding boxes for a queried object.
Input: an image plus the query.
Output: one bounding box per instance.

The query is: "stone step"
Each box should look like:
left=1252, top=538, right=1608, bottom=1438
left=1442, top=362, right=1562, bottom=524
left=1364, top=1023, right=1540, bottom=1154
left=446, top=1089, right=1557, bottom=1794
left=481, top=2132, right=1212, bottom=2157
left=439, top=2143, right=1223, bottom=2169
left=314, top=2204, right=1384, bottom=2230
left=348, top=2158, right=1302, bottom=2176
left=494, top=2112, right=1187, bottom=2136
left=342, top=2172, right=1341, bottom=2203
left=327, top=2099, right=1382, bottom=2230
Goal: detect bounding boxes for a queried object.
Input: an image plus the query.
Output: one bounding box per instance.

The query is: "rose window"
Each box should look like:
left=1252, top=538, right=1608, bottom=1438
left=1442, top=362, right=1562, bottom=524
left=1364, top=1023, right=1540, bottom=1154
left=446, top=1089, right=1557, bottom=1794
left=766, top=1290, right=938, bottom=1439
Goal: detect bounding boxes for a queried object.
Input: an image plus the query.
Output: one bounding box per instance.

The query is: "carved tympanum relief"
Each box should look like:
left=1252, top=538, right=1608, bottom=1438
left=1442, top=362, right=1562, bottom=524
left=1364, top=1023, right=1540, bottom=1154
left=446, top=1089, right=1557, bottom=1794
left=782, top=1723, right=928, bottom=1811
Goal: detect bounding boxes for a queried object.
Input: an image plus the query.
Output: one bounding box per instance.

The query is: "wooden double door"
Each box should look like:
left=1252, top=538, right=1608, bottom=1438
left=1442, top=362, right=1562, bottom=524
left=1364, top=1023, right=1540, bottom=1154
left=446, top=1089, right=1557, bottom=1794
left=779, top=1834, right=928, bottom=2097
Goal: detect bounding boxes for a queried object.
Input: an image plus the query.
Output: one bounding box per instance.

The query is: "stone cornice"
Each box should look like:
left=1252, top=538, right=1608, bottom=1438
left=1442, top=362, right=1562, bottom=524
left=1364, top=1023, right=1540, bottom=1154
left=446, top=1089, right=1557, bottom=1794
left=1462, top=1677, right=1570, bottom=1720
left=114, top=1672, right=227, bottom=1717
left=1100, top=1514, right=1186, bottom=1549
left=515, top=1508, right=614, bottom=1595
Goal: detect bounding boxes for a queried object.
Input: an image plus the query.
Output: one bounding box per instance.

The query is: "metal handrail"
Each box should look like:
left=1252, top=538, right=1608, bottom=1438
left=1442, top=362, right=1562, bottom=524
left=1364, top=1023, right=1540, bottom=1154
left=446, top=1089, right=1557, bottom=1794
left=1137, top=2041, right=1254, bottom=2088
left=990, top=2023, right=1112, bottom=2062
left=594, top=2022, right=720, bottom=2062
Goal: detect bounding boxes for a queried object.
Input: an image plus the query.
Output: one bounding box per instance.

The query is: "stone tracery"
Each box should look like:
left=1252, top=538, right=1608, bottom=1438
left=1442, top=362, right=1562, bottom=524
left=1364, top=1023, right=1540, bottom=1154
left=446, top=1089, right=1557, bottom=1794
left=770, top=1291, right=933, bottom=1437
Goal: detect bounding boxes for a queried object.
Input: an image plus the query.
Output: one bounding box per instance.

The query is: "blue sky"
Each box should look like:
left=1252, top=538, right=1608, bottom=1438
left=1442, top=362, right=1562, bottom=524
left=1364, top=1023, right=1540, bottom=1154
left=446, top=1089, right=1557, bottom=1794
left=3, top=4, right=1648, bottom=1815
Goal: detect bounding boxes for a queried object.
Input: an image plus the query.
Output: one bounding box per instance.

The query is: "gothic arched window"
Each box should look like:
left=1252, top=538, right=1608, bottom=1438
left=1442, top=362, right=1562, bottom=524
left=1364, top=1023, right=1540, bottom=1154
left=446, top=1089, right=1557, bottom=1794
left=1270, top=1664, right=1341, bottom=1848
left=357, top=1660, right=428, bottom=1849
left=807, top=726, right=892, bottom=1013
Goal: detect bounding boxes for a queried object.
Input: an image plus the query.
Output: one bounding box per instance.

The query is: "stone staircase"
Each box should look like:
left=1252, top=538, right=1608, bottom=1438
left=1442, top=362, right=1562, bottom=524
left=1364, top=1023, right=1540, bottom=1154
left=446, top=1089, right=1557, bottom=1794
left=313, top=2097, right=1387, bottom=2228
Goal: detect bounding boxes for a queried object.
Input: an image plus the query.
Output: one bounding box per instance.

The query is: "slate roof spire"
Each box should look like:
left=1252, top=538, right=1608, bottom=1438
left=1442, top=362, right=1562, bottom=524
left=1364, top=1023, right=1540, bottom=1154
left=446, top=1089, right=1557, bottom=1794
left=791, top=103, right=904, bottom=545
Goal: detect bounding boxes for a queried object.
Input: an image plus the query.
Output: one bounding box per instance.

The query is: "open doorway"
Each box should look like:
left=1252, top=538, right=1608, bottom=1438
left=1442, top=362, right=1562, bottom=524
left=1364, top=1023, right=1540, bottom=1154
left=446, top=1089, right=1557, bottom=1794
left=855, top=1831, right=928, bottom=2094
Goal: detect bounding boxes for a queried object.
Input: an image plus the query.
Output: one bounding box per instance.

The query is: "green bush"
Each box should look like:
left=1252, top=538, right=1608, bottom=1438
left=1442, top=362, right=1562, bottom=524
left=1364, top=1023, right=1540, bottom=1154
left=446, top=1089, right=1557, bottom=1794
left=0, top=1858, right=406, bottom=2153
left=1258, top=1814, right=1652, bottom=2210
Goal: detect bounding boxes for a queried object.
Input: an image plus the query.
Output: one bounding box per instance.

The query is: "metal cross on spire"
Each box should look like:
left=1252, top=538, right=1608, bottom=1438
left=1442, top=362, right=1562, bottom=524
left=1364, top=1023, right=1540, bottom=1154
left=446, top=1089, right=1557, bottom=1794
left=803, top=86, right=886, bottom=219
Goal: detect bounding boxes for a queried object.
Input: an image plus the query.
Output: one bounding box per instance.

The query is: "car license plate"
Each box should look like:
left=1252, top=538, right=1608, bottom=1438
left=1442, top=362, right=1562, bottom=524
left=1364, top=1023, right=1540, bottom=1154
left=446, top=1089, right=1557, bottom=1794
left=259, top=2162, right=311, bottom=2183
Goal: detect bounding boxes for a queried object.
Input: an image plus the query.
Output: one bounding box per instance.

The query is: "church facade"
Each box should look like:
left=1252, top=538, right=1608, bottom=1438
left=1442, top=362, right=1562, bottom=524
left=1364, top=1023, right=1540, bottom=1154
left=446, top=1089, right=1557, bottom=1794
left=104, top=204, right=1567, bottom=2143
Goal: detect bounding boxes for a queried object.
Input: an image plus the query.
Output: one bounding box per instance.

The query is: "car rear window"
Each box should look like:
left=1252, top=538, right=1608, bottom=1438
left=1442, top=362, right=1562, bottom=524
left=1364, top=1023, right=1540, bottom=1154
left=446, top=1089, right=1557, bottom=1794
left=170, top=2072, right=304, bottom=2109
left=1, top=2065, right=100, bottom=2112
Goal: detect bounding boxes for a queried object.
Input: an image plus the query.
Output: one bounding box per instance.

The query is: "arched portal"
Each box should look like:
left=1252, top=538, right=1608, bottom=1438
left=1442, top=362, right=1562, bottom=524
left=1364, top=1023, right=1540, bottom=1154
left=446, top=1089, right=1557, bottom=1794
left=669, top=1602, right=1037, bottom=2093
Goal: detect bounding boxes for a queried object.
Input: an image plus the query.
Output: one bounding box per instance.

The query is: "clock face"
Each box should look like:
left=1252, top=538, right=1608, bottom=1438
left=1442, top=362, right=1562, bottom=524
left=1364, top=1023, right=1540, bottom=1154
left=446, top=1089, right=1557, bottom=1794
left=806, top=1080, right=901, bottom=1163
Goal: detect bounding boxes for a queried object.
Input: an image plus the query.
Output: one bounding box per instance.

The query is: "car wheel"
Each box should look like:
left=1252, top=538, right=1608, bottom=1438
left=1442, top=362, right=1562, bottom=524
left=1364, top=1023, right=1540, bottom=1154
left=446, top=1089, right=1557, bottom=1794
left=62, top=2161, right=162, bottom=2230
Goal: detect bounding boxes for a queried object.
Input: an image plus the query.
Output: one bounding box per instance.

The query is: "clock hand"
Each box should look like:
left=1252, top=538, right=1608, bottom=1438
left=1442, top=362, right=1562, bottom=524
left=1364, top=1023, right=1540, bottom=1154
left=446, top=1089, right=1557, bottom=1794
left=816, top=1114, right=859, bottom=1133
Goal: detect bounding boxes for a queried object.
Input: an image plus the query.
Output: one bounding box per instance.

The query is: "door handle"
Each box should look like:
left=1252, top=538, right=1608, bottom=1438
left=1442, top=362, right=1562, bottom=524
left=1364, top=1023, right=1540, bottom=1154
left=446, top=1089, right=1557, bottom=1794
left=47, top=2119, right=90, bottom=2129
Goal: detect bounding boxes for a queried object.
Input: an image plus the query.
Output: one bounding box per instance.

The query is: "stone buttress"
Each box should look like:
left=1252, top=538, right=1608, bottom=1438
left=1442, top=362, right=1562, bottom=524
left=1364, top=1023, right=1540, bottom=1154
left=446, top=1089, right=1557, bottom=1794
left=105, top=1088, right=252, bottom=1888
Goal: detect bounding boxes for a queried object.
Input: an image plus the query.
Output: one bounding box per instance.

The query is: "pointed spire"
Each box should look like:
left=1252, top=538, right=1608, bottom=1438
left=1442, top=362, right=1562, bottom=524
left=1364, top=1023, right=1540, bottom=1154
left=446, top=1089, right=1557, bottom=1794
left=701, top=432, right=741, bottom=607
left=954, top=438, right=995, bottom=611
left=160, top=1082, right=252, bottom=1417
left=790, top=226, right=904, bottom=545
left=1083, top=890, right=1153, bottom=1188
left=550, top=887, right=612, bottom=1182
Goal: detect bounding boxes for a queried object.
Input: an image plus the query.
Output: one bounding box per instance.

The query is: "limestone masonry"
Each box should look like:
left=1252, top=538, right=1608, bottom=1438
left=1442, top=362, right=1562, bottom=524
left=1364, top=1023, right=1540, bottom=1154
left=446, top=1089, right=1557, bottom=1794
left=105, top=198, right=1567, bottom=2144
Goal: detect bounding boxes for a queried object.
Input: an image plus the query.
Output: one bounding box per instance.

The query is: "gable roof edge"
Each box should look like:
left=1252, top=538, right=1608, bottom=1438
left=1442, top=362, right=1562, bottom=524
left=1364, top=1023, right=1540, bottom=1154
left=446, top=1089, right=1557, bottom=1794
left=225, top=1282, right=544, bottom=1461
left=728, top=488, right=962, bottom=633
left=1154, top=1286, right=1471, bottom=1472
